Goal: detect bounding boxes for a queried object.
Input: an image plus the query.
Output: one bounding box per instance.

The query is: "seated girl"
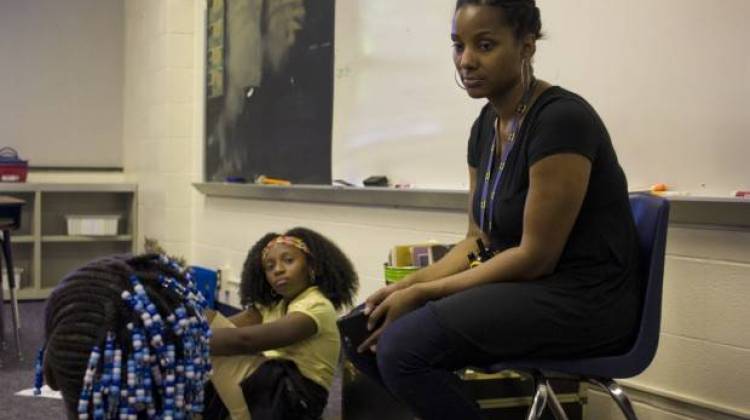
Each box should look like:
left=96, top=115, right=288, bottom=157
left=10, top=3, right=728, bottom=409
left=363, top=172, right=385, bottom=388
left=35, top=253, right=213, bottom=419
left=208, top=227, right=358, bottom=420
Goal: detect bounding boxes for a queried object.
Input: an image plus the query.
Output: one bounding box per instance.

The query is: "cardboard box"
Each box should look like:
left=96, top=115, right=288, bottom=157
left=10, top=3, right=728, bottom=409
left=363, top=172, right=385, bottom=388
left=342, top=360, right=585, bottom=420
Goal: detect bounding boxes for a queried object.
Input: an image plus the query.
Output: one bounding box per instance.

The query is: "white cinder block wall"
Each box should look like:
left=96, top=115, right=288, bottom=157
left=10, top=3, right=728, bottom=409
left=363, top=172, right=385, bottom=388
left=123, top=0, right=197, bottom=262
left=121, top=1, right=750, bottom=419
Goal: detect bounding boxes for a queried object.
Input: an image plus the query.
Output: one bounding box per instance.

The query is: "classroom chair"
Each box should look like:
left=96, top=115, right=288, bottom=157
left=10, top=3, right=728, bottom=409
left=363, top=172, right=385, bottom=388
left=0, top=196, right=26, bottom=363
left=190, top=265, right=219, bottom=310
left=479, top=193, right=670, bottom=420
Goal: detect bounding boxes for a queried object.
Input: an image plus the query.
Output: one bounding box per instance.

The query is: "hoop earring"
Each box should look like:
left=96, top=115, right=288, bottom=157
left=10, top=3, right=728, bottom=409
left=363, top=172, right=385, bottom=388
left=521, top=58, right=533, bottom=91
left=454, top=69, right=466, bottom=90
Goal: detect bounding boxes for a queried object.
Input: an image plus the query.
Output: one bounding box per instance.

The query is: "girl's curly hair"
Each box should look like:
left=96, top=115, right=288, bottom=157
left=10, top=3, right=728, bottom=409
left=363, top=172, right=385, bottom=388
left=240, top=227, right=358, bottom=310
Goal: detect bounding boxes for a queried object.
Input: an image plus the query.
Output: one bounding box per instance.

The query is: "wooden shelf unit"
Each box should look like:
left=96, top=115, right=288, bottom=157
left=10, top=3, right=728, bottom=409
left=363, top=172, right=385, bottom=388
left=0, top=183, right=137, bottom=301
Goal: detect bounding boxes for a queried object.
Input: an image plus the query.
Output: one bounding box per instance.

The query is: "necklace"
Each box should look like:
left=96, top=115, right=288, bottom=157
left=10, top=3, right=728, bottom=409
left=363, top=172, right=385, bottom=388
left=479, top=79, right=537, bottom=234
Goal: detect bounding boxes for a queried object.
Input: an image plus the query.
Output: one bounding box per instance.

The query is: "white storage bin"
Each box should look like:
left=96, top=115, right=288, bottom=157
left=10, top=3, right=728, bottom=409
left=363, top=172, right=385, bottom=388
left=66, top=214, right=121, bottom=236
left=2, top=267, right=23, bottom=293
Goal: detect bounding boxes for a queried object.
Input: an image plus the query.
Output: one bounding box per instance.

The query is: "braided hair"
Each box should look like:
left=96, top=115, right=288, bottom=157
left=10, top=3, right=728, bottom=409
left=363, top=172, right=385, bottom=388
left=240, top=227, right=358, bottom=310
left=38, top=253, right=212, bottom=419
left=455, top=0, right=543, bottom=41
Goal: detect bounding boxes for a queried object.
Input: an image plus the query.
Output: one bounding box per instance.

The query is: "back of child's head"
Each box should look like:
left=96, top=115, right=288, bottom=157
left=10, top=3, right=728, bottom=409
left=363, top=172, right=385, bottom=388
left=240, top=227, right=358, bottom=310
left=39, top=253, right=212, bottom=419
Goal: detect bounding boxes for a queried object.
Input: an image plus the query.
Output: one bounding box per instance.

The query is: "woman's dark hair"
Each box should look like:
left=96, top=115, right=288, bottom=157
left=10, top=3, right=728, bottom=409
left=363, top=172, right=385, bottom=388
left=455, top=0, right=543, bottom=40
left=240, top=227, right=358, bottom=310
left=42, top=253, right=210, bottom=417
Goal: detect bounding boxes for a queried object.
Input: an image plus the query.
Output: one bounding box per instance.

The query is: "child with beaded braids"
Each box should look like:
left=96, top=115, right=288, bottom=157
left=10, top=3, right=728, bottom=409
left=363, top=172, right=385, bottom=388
left=208, top=227, right=358, bottom=420
left=35, top=253, right=212, bottom=419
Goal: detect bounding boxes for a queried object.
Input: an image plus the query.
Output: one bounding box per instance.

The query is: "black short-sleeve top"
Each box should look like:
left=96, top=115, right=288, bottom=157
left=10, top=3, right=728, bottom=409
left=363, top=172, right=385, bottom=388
left=468, top=86, right=638, bottom=284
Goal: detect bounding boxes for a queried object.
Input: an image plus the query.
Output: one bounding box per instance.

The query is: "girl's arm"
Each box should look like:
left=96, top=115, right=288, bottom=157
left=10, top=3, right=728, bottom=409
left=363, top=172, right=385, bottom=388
left=227, top=306, right=263, bottom=327
left=210, top=311, right=317, bottom=356
left=364, top=167, right=485, bottom=313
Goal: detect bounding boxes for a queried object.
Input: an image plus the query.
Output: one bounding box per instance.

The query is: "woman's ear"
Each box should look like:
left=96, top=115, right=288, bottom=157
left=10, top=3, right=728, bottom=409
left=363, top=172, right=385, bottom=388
left=521, top=34, right=537, bottom=60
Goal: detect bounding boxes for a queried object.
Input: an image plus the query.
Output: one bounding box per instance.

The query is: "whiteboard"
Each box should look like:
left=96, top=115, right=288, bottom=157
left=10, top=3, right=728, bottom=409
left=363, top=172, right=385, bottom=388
left=331, top=0, right=750, bottom=195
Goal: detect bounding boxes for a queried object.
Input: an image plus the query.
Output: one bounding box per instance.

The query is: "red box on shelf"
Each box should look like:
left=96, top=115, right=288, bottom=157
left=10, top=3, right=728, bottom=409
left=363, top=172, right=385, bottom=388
left=0, top=147, right=28, bottom=182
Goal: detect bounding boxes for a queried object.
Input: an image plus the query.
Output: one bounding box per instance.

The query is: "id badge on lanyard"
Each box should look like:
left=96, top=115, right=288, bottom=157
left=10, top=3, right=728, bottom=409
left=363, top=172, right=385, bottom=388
left=478, top=126, right=518, bottom=235
left=478, top=79, right=536, bottom=235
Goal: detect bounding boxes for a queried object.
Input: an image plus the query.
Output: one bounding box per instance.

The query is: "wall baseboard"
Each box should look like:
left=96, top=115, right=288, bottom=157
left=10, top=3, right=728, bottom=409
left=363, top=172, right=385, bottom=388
left=586, top=384, right=747, bottom=420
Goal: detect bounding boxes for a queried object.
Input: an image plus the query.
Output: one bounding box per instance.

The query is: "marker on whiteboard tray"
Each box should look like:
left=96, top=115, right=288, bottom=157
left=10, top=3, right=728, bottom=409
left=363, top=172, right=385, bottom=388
left=224, top=176, right=247, bottom=183
left=733, top=190, right=750, bottom=198
left=649, top=183, right=668, bottom=193
left=653, top=191, right=690, bottom=197
left=333, top=179, right=357, bottom=187
left=255, top=175, right=291, bottom=186
left=649, top=183, right=689, bottom=197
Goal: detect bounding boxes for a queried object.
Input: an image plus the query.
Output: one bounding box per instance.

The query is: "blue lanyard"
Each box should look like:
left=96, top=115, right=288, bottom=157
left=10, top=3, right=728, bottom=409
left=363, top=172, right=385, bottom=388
left=478, top=80, right=537, bottom=234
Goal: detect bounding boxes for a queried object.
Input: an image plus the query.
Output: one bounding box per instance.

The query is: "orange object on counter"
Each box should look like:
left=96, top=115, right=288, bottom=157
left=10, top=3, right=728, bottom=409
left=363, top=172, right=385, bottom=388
left=650, top=183, right=668, bottom=192
left=255, top=175, right=291, bottom=186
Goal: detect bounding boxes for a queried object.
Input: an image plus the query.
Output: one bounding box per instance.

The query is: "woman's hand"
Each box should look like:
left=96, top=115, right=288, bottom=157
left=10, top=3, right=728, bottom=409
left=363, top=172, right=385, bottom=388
left=357, top=285, right=428, bottom=353
left=363, top=279, right=413, bottom=316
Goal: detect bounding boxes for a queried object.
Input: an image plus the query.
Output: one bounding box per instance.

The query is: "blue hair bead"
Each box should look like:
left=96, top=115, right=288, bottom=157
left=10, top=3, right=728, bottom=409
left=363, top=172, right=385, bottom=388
left=35, top=257, right=214, bottom=419
left=33, top=346, right=45, bottom=396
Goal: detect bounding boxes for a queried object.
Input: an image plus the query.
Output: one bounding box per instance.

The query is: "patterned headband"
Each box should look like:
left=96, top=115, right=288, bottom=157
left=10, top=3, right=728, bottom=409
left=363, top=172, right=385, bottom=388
left=262, top=235, right=311, bottom=259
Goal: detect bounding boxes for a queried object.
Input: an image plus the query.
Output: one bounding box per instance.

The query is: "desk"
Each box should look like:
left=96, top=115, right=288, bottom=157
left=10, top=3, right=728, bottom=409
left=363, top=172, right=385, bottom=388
left=0, top=195, right=24, bottom=227
left=0, top=195, right=25, bottom=362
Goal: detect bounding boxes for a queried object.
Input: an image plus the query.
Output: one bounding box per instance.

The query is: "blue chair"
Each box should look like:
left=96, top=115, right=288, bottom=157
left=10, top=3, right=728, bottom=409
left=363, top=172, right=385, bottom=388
left=480, top=193, right=670, bottom=420
left=190, top=265, right=219, bottom=309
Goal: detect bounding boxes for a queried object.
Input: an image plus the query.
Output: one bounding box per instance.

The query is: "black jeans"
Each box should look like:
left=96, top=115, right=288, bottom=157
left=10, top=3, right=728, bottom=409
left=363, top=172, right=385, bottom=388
left=343, top=304, right=500, bottom=420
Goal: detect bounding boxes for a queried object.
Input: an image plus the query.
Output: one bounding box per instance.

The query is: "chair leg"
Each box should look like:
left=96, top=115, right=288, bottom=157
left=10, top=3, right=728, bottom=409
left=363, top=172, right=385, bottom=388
left=589, top=378, right=638, bottom=420
left=526, top=375, right=548, bottom=420
left=1, top=230, right=22, bottom=360
left=0, top=235, right=5, bottom=353
left=544, top=379, right=569, bottom=420
left=0, top=287, right=5, bottom=353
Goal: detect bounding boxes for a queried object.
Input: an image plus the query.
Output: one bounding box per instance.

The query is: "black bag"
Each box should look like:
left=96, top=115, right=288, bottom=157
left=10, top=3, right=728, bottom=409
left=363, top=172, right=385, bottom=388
left=202, top=382, right=231, bottom=420
left=240, top=359, right=328, bottom=420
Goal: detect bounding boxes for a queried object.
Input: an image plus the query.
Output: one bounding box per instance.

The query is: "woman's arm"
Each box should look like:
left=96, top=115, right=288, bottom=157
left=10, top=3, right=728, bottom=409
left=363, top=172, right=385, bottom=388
left=359, top=153, right=591, bottom=351
left=407, top=167, right=488, bottom=284
left=364, top=167, right=485, bottom=313
left=210, top=311, right=317, bottom=356
left=419, top=153, right=591, bottom=299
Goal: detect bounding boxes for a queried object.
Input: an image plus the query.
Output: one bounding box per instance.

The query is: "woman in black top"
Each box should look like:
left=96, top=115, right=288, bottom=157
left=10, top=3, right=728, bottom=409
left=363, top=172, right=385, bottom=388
left=345, top=1, right=641, bottom=419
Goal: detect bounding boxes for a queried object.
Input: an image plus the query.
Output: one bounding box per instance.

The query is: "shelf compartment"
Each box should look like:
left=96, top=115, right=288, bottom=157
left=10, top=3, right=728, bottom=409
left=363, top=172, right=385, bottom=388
left=2, top=242, right=33, bottom=291
left=0, top=191, right=35, bottom=236
left=11, top=235, right=34, bottom=243
left=16, top=288, right=55, bottom=300
left=41, top=192, right=134, bottom=236
left=42, top=235, right=133, bottom=243
left=41, top=241, right=133, bottom=289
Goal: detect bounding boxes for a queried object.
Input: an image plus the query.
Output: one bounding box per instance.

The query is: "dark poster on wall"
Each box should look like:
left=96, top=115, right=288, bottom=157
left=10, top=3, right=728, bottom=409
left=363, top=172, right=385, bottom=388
left=204, top=0, right=334, bottom=184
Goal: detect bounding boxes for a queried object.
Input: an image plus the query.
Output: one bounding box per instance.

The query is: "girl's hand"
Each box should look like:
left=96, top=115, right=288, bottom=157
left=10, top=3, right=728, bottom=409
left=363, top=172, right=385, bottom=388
left=357, top=285, right=427, bottom=353
left=205, top=309, right=217, bottom=324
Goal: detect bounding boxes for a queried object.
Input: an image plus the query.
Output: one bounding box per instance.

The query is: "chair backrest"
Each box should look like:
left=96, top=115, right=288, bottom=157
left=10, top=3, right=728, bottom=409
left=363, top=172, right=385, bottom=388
left=623, top=193, right=670, bottom=375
